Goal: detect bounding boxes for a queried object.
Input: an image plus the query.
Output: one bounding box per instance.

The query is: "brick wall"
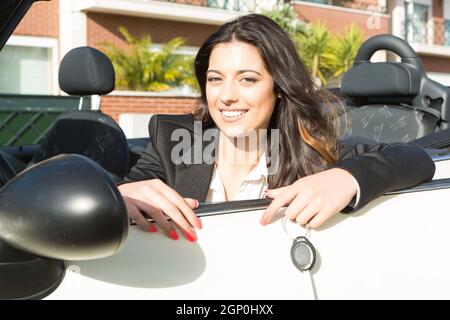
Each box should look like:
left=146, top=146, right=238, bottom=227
left=100, top=95, right=199, bottom=121
left=421, top=55, right=450, bottom=73
left=294, top=2, right=389, bottom=38
left=433, top=0, right=444, bottom=17
left=432, top=0, right=445, bottom=45
left=333, top=0, right=381, bottom=11
left=173, top=0, right=207, bottom=5
left=87, top=12, right=218, bottom=51
left=13, top=0, right=59, bottom=37
left=174, top=0, right=382, bottom=11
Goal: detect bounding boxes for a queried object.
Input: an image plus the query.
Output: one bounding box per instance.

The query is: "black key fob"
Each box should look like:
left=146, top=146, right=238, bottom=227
left=290, top=236, right=316, bottom=272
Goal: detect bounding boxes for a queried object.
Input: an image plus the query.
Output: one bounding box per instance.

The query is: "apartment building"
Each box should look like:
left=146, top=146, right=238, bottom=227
left=390, top=0, right=450, bottom=84
left=1, top=0, right=449, bottom=122
left=294, top=0, right=390, bottom=38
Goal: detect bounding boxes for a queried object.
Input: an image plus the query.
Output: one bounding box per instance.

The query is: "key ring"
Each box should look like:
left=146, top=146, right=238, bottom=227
left=282, top=216, right=311, bottom=240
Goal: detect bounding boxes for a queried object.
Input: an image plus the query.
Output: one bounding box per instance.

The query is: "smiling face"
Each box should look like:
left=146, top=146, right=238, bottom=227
left=206, top=41, right=277, bottom=137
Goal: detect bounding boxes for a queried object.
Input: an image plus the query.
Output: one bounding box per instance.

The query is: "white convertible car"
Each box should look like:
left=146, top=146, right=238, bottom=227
left=1, top=0, right=450, bottom=300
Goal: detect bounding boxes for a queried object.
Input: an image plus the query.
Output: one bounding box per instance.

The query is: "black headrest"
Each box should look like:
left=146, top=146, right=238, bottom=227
left=59, top=46, right=115, bottom=96
left=341, top=63, right=421, bottom=97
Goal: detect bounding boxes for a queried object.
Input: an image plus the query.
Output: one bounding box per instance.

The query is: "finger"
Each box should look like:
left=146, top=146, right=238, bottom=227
left=284, top=195, right=308, bottom=221
left=184, top=198, right=199, bottom=209
left=125, top=200, right=155, bottom=233
left=172, top=219, right=197, bottom=243
left=305, top=213, right=326, bottom=229
left=126, top=195, right=178, bottom=240
left=260, top=187, right=298, bottom=225
left=132, top=197, right=178, bottom=240
left=265, top=185, right=290, bottom=198
left=155, top=182, right=202, bottom=229
left=184, top=197, right=202, bottom=229
left=295, top=203, right=319, bottom=226
left=307, top=209, right=334, bottom=229
left=143, top=189, right=196, bottom=237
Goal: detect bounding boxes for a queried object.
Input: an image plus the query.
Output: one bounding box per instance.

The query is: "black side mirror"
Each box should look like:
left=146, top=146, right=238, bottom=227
left=0, top=240, right=64, bottom=299
left=0, top=154, right=128, bottom=299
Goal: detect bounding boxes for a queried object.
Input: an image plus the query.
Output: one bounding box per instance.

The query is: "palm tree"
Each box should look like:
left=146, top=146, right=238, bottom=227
left=295, top=21, right=334, bottom=86
left=100, top=27, right=198, bottom=92
left=323, top=23, right=363, bottom=80
left=262, top=4, right=308, bottom=38
left=262, top=4, right=363, bottom=86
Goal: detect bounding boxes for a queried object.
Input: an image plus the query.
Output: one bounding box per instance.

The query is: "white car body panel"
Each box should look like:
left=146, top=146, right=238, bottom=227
left=46, top=159, right=450, bottom=299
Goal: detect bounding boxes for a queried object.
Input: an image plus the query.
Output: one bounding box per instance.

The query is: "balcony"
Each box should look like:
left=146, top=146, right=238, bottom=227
left=297, top=0, right=387, bottom=14
left=158, top=0, right=279, bottom=12
left=402, top=17, right=450, bottom=57
left=73, top=0, right=250, bottom=25
left=405, top=18, right=450, bottom=47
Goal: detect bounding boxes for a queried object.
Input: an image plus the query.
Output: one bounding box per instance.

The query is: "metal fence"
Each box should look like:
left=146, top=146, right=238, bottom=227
left=0, top=94, right=91, bottom=147
left=161, top=0, right=284, bottom=12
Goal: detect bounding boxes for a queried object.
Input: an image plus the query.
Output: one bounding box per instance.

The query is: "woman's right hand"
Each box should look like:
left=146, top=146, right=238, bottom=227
left=118, top=179, right=202, bottom=241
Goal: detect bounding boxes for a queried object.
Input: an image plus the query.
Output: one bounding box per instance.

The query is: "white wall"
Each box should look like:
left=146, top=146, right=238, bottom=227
left=404, top=0, right=431, bottom=6
left=391, top=0, right=405, bottom=39
left=119, top=113, right=153, bottom=139
left=427, top=72, right=450, bottom=86
left=3, top=36, right=59, bottom=95
left=59, top=0, right=87, bottom=61
left=444, top=0, right=450, bottom=19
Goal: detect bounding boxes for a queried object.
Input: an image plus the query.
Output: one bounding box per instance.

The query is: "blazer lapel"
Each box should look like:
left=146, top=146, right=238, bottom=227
left=175, top=162, right=215, bottom=201
left=169, top=117, right=219, bottom=201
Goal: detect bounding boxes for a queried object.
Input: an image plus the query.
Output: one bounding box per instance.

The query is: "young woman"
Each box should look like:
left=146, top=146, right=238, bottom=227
left=118, top=14, right=435, bottom=241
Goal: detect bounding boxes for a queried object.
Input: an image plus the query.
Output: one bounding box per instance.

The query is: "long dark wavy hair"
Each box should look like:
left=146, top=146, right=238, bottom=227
left=193, top=14, right=342, bottom=188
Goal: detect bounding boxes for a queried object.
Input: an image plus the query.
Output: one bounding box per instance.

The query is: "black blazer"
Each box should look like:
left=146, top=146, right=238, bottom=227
left=124, top=114, right=436, bottom=213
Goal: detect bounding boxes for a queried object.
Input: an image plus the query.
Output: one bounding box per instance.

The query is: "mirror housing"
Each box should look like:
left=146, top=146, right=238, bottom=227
left=0, top=154, right=128, bottom=260
left=0, top=154, right=128, bottom=299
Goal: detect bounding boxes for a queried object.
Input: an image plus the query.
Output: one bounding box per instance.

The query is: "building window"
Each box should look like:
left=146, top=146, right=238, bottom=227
left=206, top=0, right=277, bottom=12
left=301, top=0, right=328, bottom=4
left=207, top=0, right=251, bottom=11
left=0, top=46, right=52, bottom=95
left=445, top=19, right=450, bottom=46
left=405, top=2, right=430, bottom=44
left=0, top=36, right=57, bottom=95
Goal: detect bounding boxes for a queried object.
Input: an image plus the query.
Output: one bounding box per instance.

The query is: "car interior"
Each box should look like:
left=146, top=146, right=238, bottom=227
left=336, top=34, right=450, bottom=145
left=0, top=46, right=130, bottom=186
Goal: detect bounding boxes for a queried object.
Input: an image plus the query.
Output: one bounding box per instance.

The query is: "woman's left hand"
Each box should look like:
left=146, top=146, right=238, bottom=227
left=260, top=168, right=358, bottom=228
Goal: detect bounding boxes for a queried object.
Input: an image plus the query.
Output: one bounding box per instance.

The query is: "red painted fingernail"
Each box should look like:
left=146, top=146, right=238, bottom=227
left=184, top=230, right=197, bottom=242
left=148, top=225, right=157, bottom=233
left=169, top=230, right=178, bottom=240
left=197, top=218, right=203, bottom=229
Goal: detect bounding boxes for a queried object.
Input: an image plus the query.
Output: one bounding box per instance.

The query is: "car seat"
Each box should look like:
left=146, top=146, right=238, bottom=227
left=27, top=47, right=129, bottom=183
left=337, top=34, right=450, bottom=144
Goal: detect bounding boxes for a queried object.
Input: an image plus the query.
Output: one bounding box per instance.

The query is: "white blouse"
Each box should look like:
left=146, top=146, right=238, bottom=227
left=205, top=152, right=268, bottom=202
